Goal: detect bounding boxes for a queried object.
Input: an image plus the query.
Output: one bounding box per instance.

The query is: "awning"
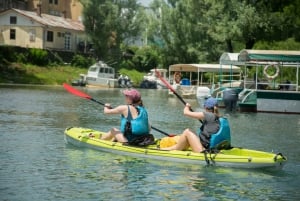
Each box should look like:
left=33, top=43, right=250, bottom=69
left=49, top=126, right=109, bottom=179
left=238, top=50, right=300, bottom=63
left=169, top=64, right=240, bottom=73
left=219, top=53, right=245, bottom=65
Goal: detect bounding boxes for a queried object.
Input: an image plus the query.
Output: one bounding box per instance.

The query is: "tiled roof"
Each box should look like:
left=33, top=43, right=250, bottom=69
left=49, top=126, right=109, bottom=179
left=9, top=8, right=84, bottom=31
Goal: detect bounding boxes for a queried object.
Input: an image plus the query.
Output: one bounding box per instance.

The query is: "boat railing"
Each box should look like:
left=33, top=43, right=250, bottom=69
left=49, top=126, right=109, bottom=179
left=240, top=89, right=256, bottom=103
left=215, top=90, right=222, bottom=99
left=252, top=81, right=298, bottom=91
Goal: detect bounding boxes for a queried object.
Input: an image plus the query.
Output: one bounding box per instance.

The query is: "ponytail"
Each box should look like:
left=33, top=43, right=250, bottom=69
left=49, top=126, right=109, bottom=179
left=213, top=106, right=219, bottom=117
left=133, top=99, right=144, bottom=107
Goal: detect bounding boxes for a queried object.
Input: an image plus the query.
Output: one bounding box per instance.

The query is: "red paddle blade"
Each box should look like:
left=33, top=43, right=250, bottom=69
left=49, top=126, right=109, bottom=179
left=155, top=69, right=176, bottom=93
left=63, top=83, right=91, bottom=100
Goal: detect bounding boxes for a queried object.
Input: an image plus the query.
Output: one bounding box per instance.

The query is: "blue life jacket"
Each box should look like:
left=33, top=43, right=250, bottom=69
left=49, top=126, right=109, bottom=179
left=120, top=105, right=149, bottom=136
left=209, top=117, right=231, bottom=149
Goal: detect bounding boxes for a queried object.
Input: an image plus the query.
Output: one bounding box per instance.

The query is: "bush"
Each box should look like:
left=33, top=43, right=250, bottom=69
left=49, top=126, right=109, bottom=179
left=0, top=46, right=20, bottom=62
left=71, top=54, right=95, bottom=68
left=16, top=53, right=27, bottom=63
left=27, top=48, right=49, bottom=66
left=118, top=68, right=145, bottom=86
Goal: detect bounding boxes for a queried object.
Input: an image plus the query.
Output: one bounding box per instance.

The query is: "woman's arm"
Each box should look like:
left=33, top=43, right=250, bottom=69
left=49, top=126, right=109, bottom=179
left=104, top=104, right=126, bottom=115
left=183, top=103, right=205, bottom=120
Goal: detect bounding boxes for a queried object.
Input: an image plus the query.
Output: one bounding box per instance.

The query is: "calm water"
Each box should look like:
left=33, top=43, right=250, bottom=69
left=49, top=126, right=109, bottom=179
left=0, top=85, right=299, bottom=201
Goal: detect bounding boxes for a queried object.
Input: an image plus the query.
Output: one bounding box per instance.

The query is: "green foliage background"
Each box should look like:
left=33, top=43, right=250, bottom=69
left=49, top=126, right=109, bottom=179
left=81, top=0, right=300, bottom=66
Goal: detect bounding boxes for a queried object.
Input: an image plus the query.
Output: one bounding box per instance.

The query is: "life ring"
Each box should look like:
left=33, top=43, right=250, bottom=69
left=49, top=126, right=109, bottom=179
left=174, top=72, right=181, bottom=84
left=263, top=64, right=280, bottom=80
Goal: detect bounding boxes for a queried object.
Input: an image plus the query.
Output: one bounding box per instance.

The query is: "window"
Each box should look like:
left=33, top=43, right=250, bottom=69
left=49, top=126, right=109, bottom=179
left=57, top=32, right=65, bottom=37
left=10, top=29, right=16, bottom=40
left=49, top=0, right=58, bottom=4
left=47, top=31, right=53, bottom=42
left=10, top=16, right=17, bottom=24
left=50, top=10, right=60, bottom=16
left=29, top=30, right=36, bottom=42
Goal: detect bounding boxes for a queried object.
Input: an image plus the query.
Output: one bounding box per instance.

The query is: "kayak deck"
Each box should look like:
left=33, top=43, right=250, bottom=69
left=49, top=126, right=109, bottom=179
left=64, top=127, right=287, bottom=169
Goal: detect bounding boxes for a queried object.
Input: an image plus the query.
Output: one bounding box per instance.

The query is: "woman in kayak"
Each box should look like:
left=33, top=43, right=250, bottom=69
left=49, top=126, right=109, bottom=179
left=100, top=89, right=150, bottom=144
left=161, top=97, right=220, bottom=152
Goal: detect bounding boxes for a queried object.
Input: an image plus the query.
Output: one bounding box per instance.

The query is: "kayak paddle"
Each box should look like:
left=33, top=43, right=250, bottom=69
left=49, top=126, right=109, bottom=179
left=154, top=69, right=203, bottom=123
left=63, top=83, right=176, bottom=137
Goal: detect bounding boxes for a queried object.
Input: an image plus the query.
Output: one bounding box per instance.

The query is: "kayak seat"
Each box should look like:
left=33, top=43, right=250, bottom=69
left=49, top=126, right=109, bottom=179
left=209, top=117, right=231, bottom=149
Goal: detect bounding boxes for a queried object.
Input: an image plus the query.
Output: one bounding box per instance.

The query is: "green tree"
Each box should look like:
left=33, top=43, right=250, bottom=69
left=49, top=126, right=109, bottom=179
left=81, top=0, right=142, bottom=61
left=120, top=45, right=162, bottom=72
left=149, top=0, right=224, bottom=64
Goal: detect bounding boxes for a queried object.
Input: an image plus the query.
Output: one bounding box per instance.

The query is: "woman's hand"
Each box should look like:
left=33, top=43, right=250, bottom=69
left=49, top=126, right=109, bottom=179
left=183, top=103, right=191, bottom=114
left=104, top=103, right=112, bottom=109
left=185, top=103, right=191, bottom=108
left=104, top=103, right=112, bottom=114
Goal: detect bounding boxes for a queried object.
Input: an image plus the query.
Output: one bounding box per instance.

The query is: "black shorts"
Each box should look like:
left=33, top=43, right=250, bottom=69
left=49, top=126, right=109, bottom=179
left=199, top=134, right=210, bottom=149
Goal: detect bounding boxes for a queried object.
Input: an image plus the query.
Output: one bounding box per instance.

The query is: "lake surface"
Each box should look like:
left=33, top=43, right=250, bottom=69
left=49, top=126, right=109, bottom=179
left=0, top=85, right=299, bottom=201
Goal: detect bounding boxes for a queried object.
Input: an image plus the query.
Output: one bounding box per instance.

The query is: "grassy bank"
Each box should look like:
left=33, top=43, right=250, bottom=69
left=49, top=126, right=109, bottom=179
left=0, top=62, right=87, bottom=85
left=0, top=62, right=147, bottom=86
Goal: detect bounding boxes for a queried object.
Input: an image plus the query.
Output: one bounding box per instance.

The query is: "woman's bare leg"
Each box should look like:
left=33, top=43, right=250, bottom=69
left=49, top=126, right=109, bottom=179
left=161, top=129, right=205, bottom=152
left=101, top=128, right=128, bottom=143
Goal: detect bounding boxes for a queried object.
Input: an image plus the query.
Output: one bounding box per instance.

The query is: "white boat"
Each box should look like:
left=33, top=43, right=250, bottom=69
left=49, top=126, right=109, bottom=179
left=85, top=61, right=118, bottom=88
left=140, top=69, right=168, bottom=89
left=221, top=50, right=300, bottom=114
left=168, top=64, right=241, bottom=107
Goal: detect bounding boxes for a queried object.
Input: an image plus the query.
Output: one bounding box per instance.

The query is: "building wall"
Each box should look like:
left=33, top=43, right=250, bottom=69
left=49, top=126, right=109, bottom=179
left=0, top=10, right=44, bottom=48
left=43, top=27, right=85, bottom=52
left=0, top=26, right=44, bottom=48
left=0, top=10, right=85, bottom=51
left=27, top=0, right=83, bottom=21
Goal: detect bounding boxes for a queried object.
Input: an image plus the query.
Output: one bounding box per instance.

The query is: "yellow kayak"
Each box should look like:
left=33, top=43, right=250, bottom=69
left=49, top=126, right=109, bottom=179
left=64, top=127, right=287, bottom=169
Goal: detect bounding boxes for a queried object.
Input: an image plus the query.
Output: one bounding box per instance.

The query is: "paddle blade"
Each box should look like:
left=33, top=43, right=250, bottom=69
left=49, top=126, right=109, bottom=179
left=63, top=83, right=91, bottom=100
left=154, top=69, right=176, bottom=93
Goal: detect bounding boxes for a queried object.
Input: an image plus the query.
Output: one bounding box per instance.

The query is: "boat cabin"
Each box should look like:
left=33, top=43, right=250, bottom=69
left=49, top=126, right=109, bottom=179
left=87, top=61, right=115, bottom=79
left=85, top=61, right=118, bottom=88
left=140, top=68, right=168, bottom=89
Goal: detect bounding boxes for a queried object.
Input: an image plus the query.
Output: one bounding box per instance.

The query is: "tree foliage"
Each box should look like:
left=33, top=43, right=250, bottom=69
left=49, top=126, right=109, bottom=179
left=146, top=0, right=300, bottom=65
left=81, top=0, right=300, bottom=68
left=81, top=0, right=141, bottom=61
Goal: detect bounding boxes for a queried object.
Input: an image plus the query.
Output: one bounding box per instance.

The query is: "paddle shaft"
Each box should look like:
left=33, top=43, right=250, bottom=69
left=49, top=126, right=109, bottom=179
left=154, top=70, right=203, bottom=123
left=63, top=83, right=174, bottom=137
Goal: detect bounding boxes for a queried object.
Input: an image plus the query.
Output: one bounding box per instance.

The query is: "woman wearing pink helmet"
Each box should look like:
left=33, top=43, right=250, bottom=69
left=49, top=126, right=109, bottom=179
left=101, top=89, right=150, bottom=144
left=162, top=97, right=220, bottom=152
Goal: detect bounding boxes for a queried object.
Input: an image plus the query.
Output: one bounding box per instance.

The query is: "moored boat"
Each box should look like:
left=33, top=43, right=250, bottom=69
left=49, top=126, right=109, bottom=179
left=140, top=69, right=168, bottom=89
left=64, top=127, right=286, bottom=169
left=168, top=64, right=242, bottom=109
left=85, top=61, right=118, bottom=88
left=221, top=50, right=300, bottom=114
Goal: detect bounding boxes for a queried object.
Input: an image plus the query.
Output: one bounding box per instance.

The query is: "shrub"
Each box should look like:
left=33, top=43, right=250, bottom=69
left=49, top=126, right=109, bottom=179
left=71, top=54, right=95, bottom=68
left=0, top=46, right=18, bottom=62
left=16, top=53, right=27, bottom=63
left=27, top=48, right=49, bottom=66
left=118, top=68, right=145, bottom=86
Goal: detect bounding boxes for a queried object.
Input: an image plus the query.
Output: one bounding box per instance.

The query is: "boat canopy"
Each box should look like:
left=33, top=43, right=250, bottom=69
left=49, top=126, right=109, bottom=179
left=220, top=53, right=245, bottom=65
left=150, top=68, right=167, bottom=72
left=238, top=50, right=300, bottom=63
left=169, top=64, right=240, bottom=73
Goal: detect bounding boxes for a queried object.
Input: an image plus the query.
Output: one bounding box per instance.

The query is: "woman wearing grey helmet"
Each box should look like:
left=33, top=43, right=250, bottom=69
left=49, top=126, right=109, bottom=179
left=161, top=97, right=220, bottom=152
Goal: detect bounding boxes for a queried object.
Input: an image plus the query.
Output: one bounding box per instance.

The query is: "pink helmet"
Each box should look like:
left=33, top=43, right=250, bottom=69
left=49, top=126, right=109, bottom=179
left=123, top=89, right=141, bottom=102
